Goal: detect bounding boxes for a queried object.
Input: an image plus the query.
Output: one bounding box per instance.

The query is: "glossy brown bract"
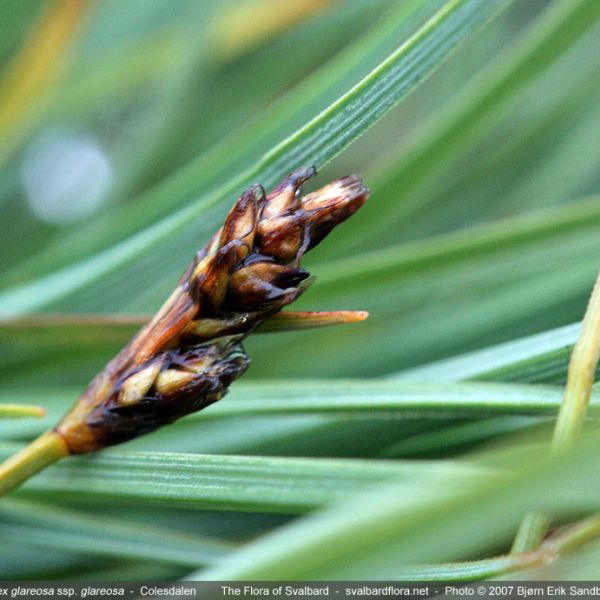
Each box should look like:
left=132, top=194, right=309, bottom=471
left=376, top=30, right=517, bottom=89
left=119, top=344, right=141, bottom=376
left=55, top=167, right=369, bottom=453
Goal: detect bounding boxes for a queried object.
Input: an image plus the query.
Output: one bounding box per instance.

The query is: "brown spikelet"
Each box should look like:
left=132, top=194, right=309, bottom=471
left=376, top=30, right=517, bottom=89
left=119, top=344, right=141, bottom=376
left=44, top=167, right=369, bottom=454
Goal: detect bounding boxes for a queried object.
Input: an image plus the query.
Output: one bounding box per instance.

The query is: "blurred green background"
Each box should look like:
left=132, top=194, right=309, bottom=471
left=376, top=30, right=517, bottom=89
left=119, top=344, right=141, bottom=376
left=1, top=0, right=600, bottom=581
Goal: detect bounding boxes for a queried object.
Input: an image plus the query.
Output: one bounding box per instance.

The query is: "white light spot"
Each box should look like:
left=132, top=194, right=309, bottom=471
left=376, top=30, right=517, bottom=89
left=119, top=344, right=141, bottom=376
left=20, top=130, right=113, bottom=225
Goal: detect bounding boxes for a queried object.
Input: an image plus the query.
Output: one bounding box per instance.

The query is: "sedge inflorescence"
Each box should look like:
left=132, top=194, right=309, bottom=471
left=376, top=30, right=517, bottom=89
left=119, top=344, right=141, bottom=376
left=55, top=167, right=369, bottom=453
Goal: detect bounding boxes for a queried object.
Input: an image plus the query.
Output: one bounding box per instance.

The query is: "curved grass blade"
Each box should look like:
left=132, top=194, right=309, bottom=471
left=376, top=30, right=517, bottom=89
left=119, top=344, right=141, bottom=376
left=0, top=0, right=428, bottom=287
left=0, top=498, right=233, bottom=565
left=394, top=322, right=581, bottom=383
left=335, top=0, right=600, bottom=253
left=0, top=0, right=512, bottom=315
left=0, top=442, right=487, bottom=513
left=247, top=195, right=600, bottom=378
left=194, top=381, right=591, bottom=420
left=2, top=381, right=596, bottom=443
left=189, top=431, right=600, bottom=580
left=381, top=416, right=548, bottom=458
left=5, top=195, right=600, bottom=385
left=393, top=555, right=544, bottom=581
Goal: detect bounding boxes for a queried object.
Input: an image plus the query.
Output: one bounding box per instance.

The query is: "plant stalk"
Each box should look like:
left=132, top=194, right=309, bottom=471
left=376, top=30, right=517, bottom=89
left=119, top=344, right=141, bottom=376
left=0, top=430, right=68, bottom=497
left=512, top=270, right=600, bottom=552
left=403, top=515, right=600, bottom=581
left=0, top=403, right=46, bottom=418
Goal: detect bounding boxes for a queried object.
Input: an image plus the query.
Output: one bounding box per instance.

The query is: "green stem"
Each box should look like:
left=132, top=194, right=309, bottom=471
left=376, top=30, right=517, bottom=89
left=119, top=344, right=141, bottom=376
left=0, top=430, right=68, bottom=497
left=511, top=512, right=550, bottom=553
left=409, top=516, right=600, bottom=581
left=552, top=274, right=600, bottom=449
left=398, top=554, right=545, bottom=581
left=0, top=403, right=46, bottom=418
left=512, top=270, right=600, bottom=551
left=546, top=515, right=600, bottom=554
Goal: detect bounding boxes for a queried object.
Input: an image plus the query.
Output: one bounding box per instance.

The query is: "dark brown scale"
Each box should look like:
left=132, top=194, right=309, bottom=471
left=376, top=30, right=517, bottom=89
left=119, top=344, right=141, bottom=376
left=227, top=263, right=309, bottom=311
left=84, top=341, right=249, bottom=448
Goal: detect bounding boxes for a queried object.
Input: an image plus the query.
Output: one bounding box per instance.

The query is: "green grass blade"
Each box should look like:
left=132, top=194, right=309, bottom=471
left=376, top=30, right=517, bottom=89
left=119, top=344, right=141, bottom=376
left=248, top=196, right=600, bottom=377
left=0, top=443, right=486, bottom=513
left=4, top=195, right=600, bottom=385
left=195, top=381, right=580, bottom=420
left=381, top=416, right=547, bottom=458
left=396, top=323, right=580, bottom=383
left=189, top=432, right=600, bottom=579
left=0, top=381, right=592, bottom=445
left=0, top=498, right=233, bottom=565
left=395, top=555, right=542, bottom=581
left=336, top=0, right=600, bottom=252
left=0, top=0, right=511, bottom=315
left=0, top=403, right=45, bottom=418
left=0, top=0, right=429, bottom=286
